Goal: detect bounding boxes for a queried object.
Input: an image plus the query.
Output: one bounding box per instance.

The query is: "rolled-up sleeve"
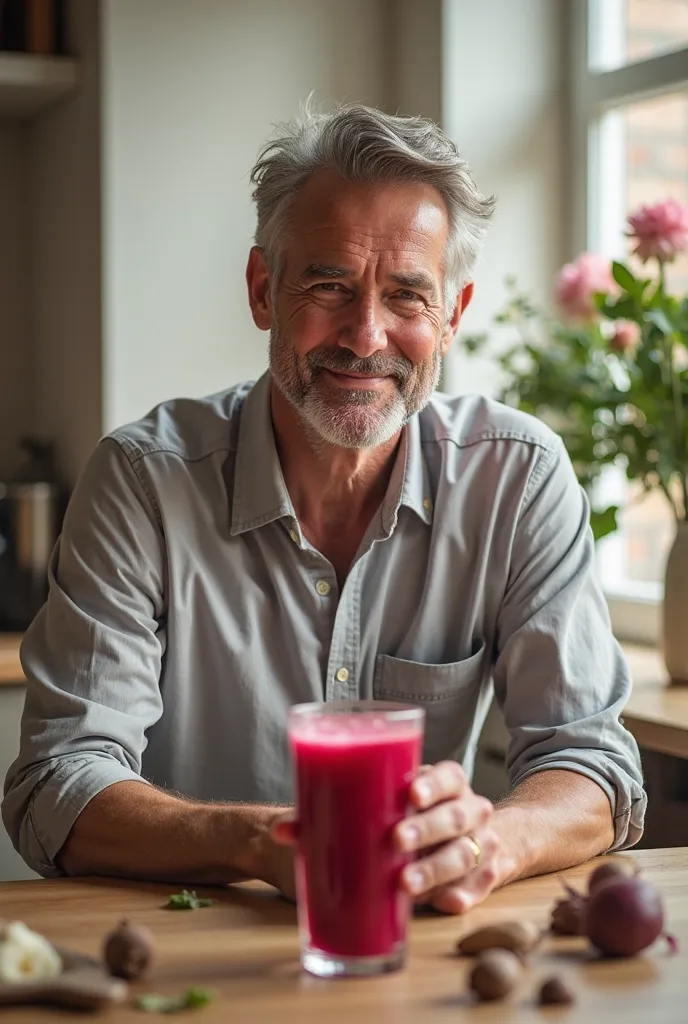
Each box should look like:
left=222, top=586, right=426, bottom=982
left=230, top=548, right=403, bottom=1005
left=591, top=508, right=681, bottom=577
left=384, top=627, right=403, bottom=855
left=493, top=439, right=646, bottom=851
left=2, top=439, right=165, bottom=876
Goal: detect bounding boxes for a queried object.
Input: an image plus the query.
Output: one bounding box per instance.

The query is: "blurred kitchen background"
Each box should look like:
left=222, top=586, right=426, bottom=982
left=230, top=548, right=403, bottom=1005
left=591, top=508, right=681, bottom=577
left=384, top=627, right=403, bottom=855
left=0, top=0, right=687, bottom=880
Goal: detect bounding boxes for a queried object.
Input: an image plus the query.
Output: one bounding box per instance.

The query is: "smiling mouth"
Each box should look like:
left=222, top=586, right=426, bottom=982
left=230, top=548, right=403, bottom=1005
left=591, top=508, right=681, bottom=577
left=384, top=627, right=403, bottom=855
left=321, top=368, right=393, bottom=388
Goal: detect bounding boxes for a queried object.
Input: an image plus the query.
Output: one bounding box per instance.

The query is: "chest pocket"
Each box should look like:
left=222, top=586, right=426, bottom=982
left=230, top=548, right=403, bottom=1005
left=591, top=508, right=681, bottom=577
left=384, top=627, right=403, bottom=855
left=373, top=642, right=486, bottom=765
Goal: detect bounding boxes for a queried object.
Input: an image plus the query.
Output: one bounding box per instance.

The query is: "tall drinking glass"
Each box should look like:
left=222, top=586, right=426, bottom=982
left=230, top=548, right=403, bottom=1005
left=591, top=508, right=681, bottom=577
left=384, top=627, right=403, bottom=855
left=288, top=701, right=425, bottom=978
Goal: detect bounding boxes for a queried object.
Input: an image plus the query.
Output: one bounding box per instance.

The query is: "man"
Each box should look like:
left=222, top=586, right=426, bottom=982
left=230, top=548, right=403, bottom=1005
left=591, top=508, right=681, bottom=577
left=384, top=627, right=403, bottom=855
left=3, top=104, right=645, bottom=915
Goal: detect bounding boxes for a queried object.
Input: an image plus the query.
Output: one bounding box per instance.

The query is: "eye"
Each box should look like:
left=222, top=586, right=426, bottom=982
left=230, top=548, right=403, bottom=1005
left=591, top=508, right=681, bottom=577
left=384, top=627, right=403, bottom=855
left=393, top=290, right=425, bottom=304
left=313, top=282, right=346, bottom=293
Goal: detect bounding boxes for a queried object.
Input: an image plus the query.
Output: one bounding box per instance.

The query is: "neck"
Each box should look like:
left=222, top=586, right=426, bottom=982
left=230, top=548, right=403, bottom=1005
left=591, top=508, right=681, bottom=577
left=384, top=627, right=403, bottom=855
left=270, top=383, right=400, bottom=552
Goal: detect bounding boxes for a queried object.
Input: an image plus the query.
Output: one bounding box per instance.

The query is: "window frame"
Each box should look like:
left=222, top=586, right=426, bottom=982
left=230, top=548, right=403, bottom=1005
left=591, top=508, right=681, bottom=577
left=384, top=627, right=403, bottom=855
left=568, top=0, right=688, bottom=643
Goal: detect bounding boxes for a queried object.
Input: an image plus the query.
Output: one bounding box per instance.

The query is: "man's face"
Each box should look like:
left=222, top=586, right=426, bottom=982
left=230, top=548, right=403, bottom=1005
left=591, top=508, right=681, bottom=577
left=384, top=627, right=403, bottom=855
left=253, top=170, right=463, bottom=448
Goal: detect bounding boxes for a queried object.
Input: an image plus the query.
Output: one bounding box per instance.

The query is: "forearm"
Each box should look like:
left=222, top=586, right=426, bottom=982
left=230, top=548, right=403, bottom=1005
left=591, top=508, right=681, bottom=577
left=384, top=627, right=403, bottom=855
left=57, top=781, right=290, bottom=888
left=490, top=769, right=615, bottom=887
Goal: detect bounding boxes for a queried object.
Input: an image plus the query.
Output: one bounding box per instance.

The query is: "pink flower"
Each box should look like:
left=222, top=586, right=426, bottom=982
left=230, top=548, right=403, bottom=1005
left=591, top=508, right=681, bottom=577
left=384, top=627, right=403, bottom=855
left=610, top=319, right=640, bottom=353
left=628, top=198, right=688, bottom=263
left=554, top=253, right=614, bottom=320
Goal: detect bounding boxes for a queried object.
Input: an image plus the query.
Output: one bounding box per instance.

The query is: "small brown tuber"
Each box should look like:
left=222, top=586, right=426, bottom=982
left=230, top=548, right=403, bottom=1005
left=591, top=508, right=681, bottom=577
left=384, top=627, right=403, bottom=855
left=103, top=919, right=156, bottom=981
left=550, top=896, right=586, bottom=936
left=469, top=949, right=522, bottom=1002
left=456, top=920, right=542, bottom=958
left=538, top=975, right=575, bottom=1005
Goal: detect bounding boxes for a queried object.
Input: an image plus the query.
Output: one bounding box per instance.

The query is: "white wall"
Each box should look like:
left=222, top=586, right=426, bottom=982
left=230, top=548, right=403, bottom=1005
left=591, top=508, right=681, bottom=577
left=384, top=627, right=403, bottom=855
left=101, top=0, right=393, bottom=431
left=391, top=0, right=443, bottom=124
left=29, top=0, right=103, bottom=486
left=0, top=126, right=30, bottom=477
left=441, top=0, right=566, bottom=396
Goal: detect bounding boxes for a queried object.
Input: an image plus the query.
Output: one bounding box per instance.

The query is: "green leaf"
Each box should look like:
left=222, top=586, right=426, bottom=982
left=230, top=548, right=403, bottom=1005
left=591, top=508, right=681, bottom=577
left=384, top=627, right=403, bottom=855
left=183, top=990, right=215, bottom=1008
left=612, top=261, right=641, bottom=299
left=459, top=331, right=489, bottom=355
left=598, top=296, right=639, bottom=320
left=135, top=988, right=216, bottom=1013
left=590, top=504, right=620, bottom=541
left=644, top=307, right=674, bottom=335
left=166, top=890, right=214, bottom=910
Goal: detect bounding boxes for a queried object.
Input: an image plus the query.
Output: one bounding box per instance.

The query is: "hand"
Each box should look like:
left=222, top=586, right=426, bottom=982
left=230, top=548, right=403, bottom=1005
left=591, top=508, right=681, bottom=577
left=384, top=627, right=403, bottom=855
left=253, top=812, right=296, bottom=902
left=394, top=761, right=499, bottom=914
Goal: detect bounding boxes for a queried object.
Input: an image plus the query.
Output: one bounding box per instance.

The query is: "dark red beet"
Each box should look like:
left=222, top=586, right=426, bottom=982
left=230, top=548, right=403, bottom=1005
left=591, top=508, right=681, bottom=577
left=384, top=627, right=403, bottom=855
left=587, top=860, right=636, bottom=895
left=586, top=876, right=664, bottom=956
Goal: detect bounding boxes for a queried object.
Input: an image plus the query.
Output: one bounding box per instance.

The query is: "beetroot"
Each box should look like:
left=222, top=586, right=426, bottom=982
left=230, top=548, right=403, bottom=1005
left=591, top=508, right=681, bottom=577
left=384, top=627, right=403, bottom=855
left=586, top=876, right=667, bottom=957
left=587, top=860, right=636, bottom=895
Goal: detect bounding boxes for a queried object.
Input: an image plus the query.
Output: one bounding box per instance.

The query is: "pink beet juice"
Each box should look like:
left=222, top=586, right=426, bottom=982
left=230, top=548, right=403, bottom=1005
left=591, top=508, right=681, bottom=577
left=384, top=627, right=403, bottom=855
left=288, top=701, right=424, bottom=978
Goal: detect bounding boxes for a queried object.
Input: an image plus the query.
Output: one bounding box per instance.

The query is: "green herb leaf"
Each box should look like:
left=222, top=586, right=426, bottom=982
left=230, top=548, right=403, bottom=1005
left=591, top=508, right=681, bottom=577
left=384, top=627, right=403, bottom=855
left=166, top=890, right=214, bottom=910
left=183, top=989, right=215, bottom=1008
left=135, top=987, right=216, bottom=1013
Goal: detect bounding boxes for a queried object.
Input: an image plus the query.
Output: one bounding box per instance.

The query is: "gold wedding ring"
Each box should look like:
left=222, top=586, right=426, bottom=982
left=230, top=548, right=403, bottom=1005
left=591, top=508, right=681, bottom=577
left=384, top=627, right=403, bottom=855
left=464, top=834, right=482, bottom=869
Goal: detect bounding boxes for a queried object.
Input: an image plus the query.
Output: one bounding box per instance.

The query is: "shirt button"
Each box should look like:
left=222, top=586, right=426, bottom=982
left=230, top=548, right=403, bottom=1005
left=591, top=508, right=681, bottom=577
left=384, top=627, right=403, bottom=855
left=315, top=579, right=331, bottom=596
left=336, top=667, right=349, bottom=683
left=289, top=529, right=299, bottom=543
left=423, top=498, right=433, bottom=513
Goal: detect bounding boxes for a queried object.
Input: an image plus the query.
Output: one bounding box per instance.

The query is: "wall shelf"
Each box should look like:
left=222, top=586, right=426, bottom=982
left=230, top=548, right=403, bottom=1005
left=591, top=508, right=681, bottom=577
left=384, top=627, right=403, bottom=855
left=0, top=53, right=77, bottom=119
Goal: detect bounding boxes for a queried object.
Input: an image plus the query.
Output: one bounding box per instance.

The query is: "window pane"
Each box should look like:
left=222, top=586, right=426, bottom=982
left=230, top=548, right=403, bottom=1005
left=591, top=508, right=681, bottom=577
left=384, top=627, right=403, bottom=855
left=625, top=91, right=688, bottom=293
left=593, top=90, right=687, bottom=589
left=595, top=469, right=673, bottom=591
left=591, top=0, right=688, bottom=71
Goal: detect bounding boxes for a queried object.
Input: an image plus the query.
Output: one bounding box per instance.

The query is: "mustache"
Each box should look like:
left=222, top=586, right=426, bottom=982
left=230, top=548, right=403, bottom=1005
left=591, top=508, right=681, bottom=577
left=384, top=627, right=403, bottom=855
left=305, top=347, right=414, bottom=384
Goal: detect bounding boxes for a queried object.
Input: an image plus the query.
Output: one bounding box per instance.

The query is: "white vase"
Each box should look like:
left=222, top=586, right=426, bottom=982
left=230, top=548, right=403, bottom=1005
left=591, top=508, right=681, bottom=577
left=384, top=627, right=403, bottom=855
left=662, top=520, right=688, bottom=685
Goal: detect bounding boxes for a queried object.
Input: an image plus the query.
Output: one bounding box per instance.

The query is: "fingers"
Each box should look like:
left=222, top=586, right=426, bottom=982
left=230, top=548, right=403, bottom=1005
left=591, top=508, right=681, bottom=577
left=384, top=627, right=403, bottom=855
left=396, top=790, right=493, bottom=854
left=402, top=828, right=499, bottom=897
left=409, top=760, right=468, bottom=810
left=428, top=857, right=499, bottom=915
left=271, top=813, right=299, bottom=846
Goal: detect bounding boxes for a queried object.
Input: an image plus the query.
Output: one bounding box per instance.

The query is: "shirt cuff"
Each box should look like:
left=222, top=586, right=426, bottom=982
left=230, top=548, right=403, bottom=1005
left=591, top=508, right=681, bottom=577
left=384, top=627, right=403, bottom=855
left=19, top=756, right=151, bottom=877
left=510, top=756, right=647, bottom=852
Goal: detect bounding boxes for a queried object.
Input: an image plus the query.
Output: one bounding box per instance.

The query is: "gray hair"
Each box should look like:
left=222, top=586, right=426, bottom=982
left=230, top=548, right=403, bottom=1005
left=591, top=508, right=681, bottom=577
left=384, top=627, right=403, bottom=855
left=250, top=102, right=496, bottom=316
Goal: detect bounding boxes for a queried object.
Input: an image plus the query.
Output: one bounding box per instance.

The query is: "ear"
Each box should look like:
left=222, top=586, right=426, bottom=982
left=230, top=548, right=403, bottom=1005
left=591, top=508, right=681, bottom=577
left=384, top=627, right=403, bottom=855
left=246, top=246, right=273, bottom=331
left=440, top=282, right=475, bottom=356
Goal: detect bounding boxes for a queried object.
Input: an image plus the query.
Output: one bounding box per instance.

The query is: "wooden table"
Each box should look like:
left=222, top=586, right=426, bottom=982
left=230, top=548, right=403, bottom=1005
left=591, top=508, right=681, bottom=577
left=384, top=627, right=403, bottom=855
left=0, top=848, right=684, bottom=1022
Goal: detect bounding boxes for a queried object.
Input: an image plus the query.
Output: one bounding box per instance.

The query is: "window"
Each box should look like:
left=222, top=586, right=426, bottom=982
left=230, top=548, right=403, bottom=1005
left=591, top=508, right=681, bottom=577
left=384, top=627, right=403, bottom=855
left=571, top=1, right=688, bottom=642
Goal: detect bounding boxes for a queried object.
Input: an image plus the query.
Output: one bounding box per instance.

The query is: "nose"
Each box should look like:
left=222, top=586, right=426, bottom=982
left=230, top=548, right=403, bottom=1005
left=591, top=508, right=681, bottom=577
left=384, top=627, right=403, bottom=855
left=338, top=294, right=388, bottom=359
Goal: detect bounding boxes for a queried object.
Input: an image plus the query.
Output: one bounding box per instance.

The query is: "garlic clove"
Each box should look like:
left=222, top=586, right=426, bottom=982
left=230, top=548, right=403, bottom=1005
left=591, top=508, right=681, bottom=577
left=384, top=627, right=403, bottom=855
left=0, top=921, right=62, bottom=983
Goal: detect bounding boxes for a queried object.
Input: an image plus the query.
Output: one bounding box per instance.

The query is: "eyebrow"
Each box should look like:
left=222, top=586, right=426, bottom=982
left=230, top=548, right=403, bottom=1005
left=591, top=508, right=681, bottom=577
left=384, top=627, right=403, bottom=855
left=389, top=270, right=437, bottom=296
left=300, top=263, right=352, bottom=280
left=300, top=263, right=439, bottom=299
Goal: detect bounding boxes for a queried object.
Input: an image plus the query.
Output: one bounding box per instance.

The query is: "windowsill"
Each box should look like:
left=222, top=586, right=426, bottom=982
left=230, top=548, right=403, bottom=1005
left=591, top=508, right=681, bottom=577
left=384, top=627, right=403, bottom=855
left=606, top=591, right=661, bottom=646
left=620, top=642, right=688, bottom=759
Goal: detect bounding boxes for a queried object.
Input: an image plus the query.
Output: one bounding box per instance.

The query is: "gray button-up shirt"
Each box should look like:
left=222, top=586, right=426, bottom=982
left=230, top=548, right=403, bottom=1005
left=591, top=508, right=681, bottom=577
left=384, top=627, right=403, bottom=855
left=2, top=372, right=646, bottom=876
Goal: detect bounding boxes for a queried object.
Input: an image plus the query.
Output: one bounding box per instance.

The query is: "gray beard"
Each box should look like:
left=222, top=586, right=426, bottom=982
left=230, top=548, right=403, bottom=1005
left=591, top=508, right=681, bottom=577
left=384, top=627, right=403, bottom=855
left=269, top=324, right=442, bottom=450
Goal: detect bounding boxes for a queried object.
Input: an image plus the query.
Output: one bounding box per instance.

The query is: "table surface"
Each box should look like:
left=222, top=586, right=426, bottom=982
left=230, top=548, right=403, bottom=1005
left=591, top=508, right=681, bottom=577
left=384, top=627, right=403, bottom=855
left=0, top=848, right=684, bottom=1022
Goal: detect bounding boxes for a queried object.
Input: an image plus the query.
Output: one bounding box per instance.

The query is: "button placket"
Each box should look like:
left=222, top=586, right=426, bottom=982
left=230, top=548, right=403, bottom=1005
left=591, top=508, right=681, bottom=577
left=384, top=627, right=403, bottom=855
left=324, top=559, right=363, bottom=701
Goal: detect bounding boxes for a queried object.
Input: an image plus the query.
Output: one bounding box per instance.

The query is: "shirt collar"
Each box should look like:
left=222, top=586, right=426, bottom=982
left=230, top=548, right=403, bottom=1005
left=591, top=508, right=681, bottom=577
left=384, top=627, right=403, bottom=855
left=230, top=372, right=295, bottom=536
left=381, top=410, right=434, bottom=533
left=231, top=372, right=433, bottom=536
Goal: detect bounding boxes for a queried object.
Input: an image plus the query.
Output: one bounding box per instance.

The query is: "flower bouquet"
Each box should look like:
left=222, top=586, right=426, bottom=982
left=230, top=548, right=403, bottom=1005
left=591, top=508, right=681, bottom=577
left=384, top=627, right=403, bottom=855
left=459, top=198, right=688, bottom=680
